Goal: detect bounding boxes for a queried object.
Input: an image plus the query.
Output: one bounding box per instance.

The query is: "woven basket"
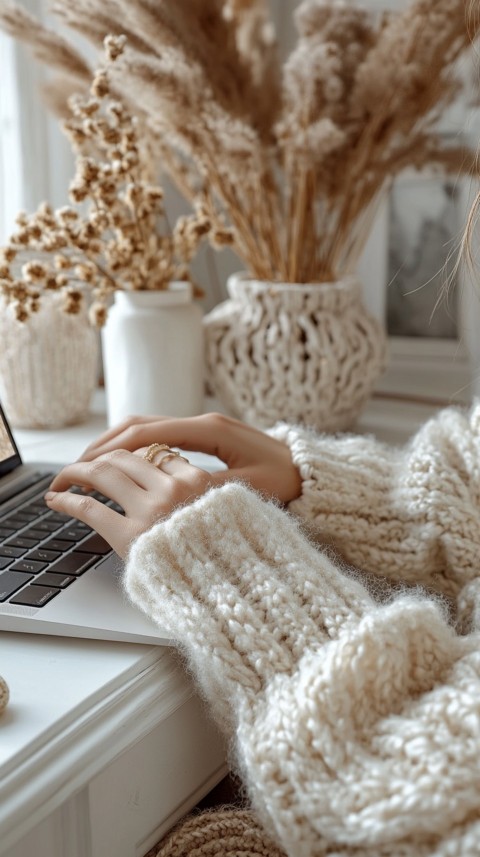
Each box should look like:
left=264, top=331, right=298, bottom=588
left=148, top=807, right=285, bottom=857
left=0, top=294, right=99, bottom=428
left=204, top=273, right=388, bottom=432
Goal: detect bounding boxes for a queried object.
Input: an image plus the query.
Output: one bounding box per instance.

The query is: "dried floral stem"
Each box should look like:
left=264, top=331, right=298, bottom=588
left=0, top=37, right=211, bottom=324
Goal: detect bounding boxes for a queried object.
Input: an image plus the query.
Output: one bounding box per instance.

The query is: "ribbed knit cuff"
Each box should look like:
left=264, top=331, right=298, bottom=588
left=269, top=406, right=480, bottom=599
left=268, top=422, right=398, bottom=528
left=267, top=421, right=437, bottom=588
left=125, top=483, right=373, bottom=725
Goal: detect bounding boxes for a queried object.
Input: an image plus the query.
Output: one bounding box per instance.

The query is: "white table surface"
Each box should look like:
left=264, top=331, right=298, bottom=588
left=0, top=390, right=227, bottom=857
left=14, top=388, right=225, bottom=470
left=13, top=387, right=443, bottom=463
left=13, top=389, right=109, bottom=465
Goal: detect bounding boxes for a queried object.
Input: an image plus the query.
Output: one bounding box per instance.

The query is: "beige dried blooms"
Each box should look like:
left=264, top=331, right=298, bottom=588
left=0, top=37, right=211, bottom=325
left=0, top=0, right=479, bottom=283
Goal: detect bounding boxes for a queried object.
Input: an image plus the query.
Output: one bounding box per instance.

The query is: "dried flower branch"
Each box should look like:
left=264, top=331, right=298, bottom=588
left=0, top=0, right=478, bottom=284
left=0, top=38, right=211, bottom=325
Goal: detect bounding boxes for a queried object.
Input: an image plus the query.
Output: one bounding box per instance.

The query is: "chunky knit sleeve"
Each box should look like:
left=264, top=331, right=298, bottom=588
left=124, top=482, right=480, bottom=857
left=269, top=403, right=480, bottom=600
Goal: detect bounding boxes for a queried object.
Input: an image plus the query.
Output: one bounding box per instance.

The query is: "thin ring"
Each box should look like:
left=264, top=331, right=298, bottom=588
left=143, top=443, right=172, bottom=462
left=143, top=443, right=189, bottom=465
left=158, top=452, right=190, bottom=466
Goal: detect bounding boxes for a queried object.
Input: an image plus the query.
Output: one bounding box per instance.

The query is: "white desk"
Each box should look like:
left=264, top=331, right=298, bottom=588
left=0, top=391, right=227, bottom=857
left=0, top=390, right=443, bottom=857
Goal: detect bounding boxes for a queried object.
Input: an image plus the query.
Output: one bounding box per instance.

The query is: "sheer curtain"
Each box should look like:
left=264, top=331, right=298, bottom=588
left=0, top=31, right=24, bottom=244
left=0, top=0, right=73, bottom=245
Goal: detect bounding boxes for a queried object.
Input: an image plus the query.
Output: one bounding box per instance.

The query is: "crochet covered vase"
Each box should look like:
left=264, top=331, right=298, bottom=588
left=203, top=273, right=388, bottom=431
left=0, top=294, right=99, bottom=429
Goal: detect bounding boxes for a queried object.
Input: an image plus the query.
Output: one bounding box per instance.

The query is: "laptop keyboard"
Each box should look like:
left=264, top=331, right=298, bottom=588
left=0, top=473, right=117, bottom=608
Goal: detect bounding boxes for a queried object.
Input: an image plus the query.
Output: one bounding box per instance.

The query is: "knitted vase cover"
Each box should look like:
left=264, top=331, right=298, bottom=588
left=149, top=808, right=285, bottom=857
left=204, top=273, right=387, bottom=432
left=0, top=675, right=9, bottom=715
left=0, top=294, right=99, bottom=429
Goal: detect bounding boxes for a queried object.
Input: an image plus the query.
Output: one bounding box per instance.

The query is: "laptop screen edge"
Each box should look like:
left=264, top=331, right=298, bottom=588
left=0, top=399, right=23, bottom=476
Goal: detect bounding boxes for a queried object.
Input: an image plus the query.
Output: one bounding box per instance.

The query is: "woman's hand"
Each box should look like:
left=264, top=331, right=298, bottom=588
left=77, top=412, right=302, bottom=504
left=45, top=447, right=213, bottom=558
left=44, top=414, right=302, bottom=558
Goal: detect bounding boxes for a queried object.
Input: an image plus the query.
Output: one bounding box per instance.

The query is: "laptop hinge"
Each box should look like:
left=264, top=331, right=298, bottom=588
left=0, top=471, right=51, bottom=506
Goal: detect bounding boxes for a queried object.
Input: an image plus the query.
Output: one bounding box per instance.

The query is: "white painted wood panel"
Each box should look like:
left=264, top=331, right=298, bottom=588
left=88, top=697, right=226, bottom=857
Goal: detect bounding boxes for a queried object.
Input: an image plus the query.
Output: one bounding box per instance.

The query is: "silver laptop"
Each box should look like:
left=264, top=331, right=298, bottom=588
left=0, top=400, right=221, bottom=645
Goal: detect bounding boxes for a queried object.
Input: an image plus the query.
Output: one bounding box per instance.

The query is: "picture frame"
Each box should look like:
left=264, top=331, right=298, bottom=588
left=352, top=0, right=480, bottom=405
left=357, top=167, right=480, bottom=405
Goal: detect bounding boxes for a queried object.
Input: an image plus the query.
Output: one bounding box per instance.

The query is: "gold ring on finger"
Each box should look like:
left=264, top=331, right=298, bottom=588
left=143, top=443, right=189, bottom=465
left=157, top=451, right=190, bottom=467
left=143, top=443, right=171, bottom=462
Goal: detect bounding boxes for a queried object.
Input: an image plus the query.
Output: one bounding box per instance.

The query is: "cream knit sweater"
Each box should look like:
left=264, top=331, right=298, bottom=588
left=125, top=403, right=480, bottom=857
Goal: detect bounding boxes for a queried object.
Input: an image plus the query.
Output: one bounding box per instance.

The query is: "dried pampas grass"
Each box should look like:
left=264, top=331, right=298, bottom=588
left=0, top=0, right=479, bottom=284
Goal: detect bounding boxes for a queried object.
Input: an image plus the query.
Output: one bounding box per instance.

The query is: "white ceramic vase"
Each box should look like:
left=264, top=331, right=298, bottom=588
left=203, top=272, right=388, bottom=432
left=101, top=283, right=204, bottom=426
left=0, top=293, right=99, bottom=429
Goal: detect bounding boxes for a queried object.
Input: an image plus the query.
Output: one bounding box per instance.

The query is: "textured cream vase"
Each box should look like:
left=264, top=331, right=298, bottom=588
left=0, top=294, right=99, bottom=428
left=203, top=272, right=388, bottom=431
